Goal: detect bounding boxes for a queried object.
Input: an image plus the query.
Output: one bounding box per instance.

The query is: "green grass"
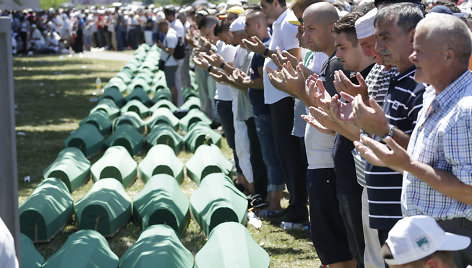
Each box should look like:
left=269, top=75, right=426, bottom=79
left=14, top=53, right=321, bottom=267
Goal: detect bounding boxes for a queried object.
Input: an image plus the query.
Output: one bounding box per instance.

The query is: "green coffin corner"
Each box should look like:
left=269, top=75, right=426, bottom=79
left=190, top=173, right=248, bottom=236
left=120, top=99, right=150, bottom=118
left=119, top=224, right=193, bottom=268
left=134, top=71, right=153, bottom=85
left=133, top=175, right=189, bottom=234
left=128, top=78, right=151, bottom=94
left=105, top=125, right=144, bottom=156
left=75, top=178, right=132, bottom=237
left=146, top=107, right=180, bottom=130
left=106, top=77, right=128, bottom=93
left=64, top=123, right=104, bottom=157
left=125, top=87, right=151, bottom=106
left=19, top=178, right=74, bottom=243
left=145, top=124, right=183, bottom=153
left=151, top=88, right=172, bottom=103
left=182, top=87, right=199, bottom=102
left=20, top=233, right=44, bottom=268
left=149, top=99, right=178, bottom=113
left=194, top=222, right=270, bottom=268
left=185, top=144, right=233, bottom=185
left=42, top=229, right=119, bottom=268
left=43, top=147, right=91, bottom=193
left=113, top=72, right=132, bottom=85
left=179, top=96, right=201, bottom=111
left=184, top=122, right=222, bottom=153
left=138, top=144, right=184, bottom=183
left=90, top=98, right=120, bottom=120
left=99, top=87, right=126, bottom=108
left=113, top=111, right=146, bottom=134
left=179, top=109, right=212, bottom=132
left=91, top=146, right=138, bottom=188
left=80, top=110, right=112, bottom=135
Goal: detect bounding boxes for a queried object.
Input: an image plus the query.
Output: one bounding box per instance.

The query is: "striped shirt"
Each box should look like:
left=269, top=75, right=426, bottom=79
left=403, top=70, right=472, bottom=221
left=354, top=64, right=398, bottom=187
left=365, top=66, right=425, bottom=230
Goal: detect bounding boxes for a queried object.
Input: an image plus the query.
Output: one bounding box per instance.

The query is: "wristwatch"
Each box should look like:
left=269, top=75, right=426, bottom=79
left=381, top=124, right=396, bottom=143
left=263, top=48, right=269, bottom=57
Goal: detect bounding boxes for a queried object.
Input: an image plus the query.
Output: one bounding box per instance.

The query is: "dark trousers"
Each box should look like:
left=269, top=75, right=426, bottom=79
left=215, top=100, right=240, bottom=174
left=246, top=117, right=267, bottom=199
left=269, top=97, right=308, bottom=217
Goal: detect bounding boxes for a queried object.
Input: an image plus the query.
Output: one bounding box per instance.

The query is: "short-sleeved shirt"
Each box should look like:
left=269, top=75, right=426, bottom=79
left=214, top=41, right=237, bottom=101
left=249, top=38, right=271, bottom=115
left=403, top=70, right=472, bottom=221
left=365, top=66, right=425, bottom=230
left=262, top=9, right=300, bottom=104
left=160, top=28, right=178, bottom=67
left=170, top=18, right=185, bottom=40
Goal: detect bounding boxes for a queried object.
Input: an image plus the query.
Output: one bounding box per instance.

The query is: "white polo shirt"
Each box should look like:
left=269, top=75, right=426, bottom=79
left=170, top=18, right=185, bottom=40
left=262, top=9, right=300, bottom=104
left=160, top=28, right=178, bottom=67
left=214, top=40, right=237, bottom=101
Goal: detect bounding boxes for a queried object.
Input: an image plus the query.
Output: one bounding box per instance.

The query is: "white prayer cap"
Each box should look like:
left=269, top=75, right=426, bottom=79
left=230, top=16, right=245, bottom=32
left=355, top=8, right=377, bottom=39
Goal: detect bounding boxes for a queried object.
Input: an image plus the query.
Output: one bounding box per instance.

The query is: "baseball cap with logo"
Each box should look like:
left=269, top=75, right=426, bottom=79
left=384, top=215, right=471, bottom=265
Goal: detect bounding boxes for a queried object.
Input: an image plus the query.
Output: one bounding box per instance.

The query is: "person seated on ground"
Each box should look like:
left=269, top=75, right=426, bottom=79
left=382, top=215, right=471, bottom=268
left=30, top=24, right=47, bottom=53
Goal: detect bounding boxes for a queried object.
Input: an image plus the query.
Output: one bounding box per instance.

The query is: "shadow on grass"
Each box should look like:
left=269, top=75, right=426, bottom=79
left=263, top=245, right=304, bottom=256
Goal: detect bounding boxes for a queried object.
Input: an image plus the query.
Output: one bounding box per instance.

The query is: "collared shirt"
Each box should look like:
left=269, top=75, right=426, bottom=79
left=403, top=70, right=472, bottom=221
left=365, top=66, right=425, bottom=230
left=160, top=28, right=178, bottom=66
left=214, top=40, right=236, bottom=101
left=262, top=9, right=299, bottom=104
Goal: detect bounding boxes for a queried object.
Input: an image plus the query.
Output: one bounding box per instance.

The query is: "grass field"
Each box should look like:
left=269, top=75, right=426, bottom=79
left=13, top=53, right=321, bottom=267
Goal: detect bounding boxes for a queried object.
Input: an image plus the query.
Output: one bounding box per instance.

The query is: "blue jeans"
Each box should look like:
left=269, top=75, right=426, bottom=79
left=254, top=113, right=284, bottom=192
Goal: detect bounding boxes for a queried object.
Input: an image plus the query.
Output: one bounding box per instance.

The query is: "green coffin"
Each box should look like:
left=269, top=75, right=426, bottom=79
left=91, top=146, right=138, bottom=187
left=19, top=178, right=73, bottom=242
left=146, top=107, right=180, bottom=130
left=113, top=72, right=131, bottom=85
left=186, top=144, right=233, bottom=185
left=194, top=222, right=270, bottom=268
left=138, top=144, right=184, bottom=183
left=180, top=96, right=200, bottom=111
left=80, top=110, right=112, bottom=135
left=90, top=98, right=120, bottom=120
left=75, top=178, right=132, bottom=237
left=98, top=87, right=126, bottom=107
left=20, top=233, right=44, bottom=268
left=106, top=77, right=128, bottom=93
left=42, top=229, right=119, bottom=268
left=43, top=147, right=91, bottom=193
left=126, top=87, right=151, bottom=106
left=145, top=124, right=183, bottom=153
left=113, top=111, right=146, bottom=134
left=184, top=122, right=222, bottom=153
left=104, top=125, right=143, bottom=156
left=119, top=224, right=193, bottom=268
left=134, top=71, right=153, bottom=85
left=151, top=88, right=172, bottom=103
left=133, top=175, right=189, bottom=234
left=120, top=99, right=150, bottom=118
left=128, top=78, right=151, bottom=94
left=182, top=87, right=199, bottom=102
left=64, top=123, right=104, bottom=157
left=179, top=109, right=212, bottom=132
left=190, top=173, right=248, bottom=236
left=149, top=99, right=178, bottom=113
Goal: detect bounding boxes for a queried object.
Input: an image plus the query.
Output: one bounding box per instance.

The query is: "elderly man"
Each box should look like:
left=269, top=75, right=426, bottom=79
left=355, top=13, right=472, bottom=267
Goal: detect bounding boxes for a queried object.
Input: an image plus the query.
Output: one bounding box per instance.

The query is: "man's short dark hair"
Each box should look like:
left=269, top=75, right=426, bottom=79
left=198, top=15, right=219, bottom=30
left=164, top=8, right=176, bottom=16
left=214, top=20, right=231, bottom=36
left=374, top=3, right=424, bottom=34
left=264, top=0, right=287, bottom=8
left=333, top=12, right=363, bottom=46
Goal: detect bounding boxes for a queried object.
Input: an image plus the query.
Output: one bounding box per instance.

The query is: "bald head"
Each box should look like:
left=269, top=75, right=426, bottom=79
left=417, top=13, right=472, bottom=66
left=245, top=10, right=268, bottom=27
left=303, top=2, right=339, bottom=25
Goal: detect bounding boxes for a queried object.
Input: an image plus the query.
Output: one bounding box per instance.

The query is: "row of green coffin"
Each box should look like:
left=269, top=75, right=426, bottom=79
left=26, top=144, right=234, bottom=241
left=22, top=223, right=269, bottom=268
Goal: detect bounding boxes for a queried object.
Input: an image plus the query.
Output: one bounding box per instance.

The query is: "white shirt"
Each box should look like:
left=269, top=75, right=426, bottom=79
left=214, top=41, right=236, bottom=101
left=0, top=218, right=19, bottom=268
left=170, top=19, right=185, bottom=40
left=262, top=9, right=300, bottom=104
left=161, top=28, right=178, bottom=66
left=303, top=51, right=336, bottom=169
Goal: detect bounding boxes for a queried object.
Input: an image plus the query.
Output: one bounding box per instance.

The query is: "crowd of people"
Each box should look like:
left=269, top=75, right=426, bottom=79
left=157, top=0, right=472, bottom=267
left=5, top=0, right=472, bottom=266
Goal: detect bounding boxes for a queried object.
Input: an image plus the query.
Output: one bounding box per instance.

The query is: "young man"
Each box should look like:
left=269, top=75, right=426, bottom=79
left=157, top=20, right=179, bottom=105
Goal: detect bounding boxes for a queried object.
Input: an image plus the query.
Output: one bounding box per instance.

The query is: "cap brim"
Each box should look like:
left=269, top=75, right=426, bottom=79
left=289, top=20, right=300, bottom=26
left=441, top=232, right=471, bottom=251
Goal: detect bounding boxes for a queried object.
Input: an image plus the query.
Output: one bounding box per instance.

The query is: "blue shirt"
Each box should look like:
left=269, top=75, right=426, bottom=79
left=403, top=70, right=472, bottom=221
left=248, top=38, right=270, bottom=115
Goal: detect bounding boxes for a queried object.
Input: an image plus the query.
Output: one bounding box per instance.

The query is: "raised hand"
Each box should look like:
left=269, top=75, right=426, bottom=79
left=267, top=66, right=288, bottom=91
left=193, top=53, right=210, bottom=70
left=302, top=106, right=336, bottom=135
left=354, top=136, right=409, bottom=173
left=209, top=53, right=224, bottom=67
left=242, top=36, right=266, bottom=55
left=333, top=71, right=368, bottom=98
left=272, top=48, right=300, bottom=70
left=351, top=95, right=389, bottom=137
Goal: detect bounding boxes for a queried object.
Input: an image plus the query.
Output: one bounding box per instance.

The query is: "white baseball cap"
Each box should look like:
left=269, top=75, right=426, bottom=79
left=355, top=8, right=377, bottom=39
left=230, top=16, right=245, bottom=32
left=384, top=215, right=471, bottom=265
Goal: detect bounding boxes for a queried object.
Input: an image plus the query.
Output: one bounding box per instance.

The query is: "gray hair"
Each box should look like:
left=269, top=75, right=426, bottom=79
left=375, top=3, right=424, bottom=34
left=418, top=13, right=472, bottom=66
